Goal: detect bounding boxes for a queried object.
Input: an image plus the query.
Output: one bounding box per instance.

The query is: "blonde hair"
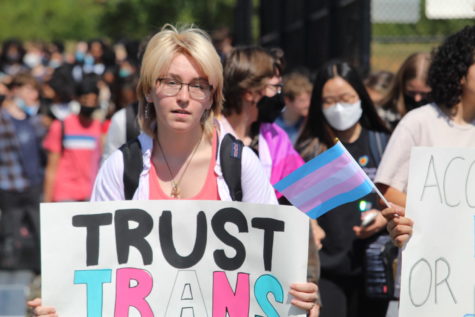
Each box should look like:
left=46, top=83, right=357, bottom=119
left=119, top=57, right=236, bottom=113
left=283, top=72, right=313, bottom=101
left=137, top=24, right=224, bottom=138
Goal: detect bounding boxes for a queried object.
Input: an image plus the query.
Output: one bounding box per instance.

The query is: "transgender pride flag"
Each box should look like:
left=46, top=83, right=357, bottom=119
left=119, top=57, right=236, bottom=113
left=274, top=141, right=375, bottom=219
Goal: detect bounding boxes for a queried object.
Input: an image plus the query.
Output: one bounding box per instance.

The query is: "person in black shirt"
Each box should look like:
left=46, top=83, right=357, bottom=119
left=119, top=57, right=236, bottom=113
left=296, top=60, right=391, bottom=317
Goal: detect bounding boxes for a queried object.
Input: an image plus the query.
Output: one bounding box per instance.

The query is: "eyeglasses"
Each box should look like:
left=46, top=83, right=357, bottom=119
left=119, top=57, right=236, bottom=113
left=156, top=78, right=212, bottom=100
left=322, top=93, right=358, bottom=106
left=266, top=83, right=283, bottom=95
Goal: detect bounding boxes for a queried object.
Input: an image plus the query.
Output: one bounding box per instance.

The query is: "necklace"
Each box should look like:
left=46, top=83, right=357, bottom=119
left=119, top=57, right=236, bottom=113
left=156, top=134, right=202, bottom=198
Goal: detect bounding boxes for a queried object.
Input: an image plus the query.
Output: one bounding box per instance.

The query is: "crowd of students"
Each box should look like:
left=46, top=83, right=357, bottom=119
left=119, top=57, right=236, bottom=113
left=0, top=23, right=473, bottom=317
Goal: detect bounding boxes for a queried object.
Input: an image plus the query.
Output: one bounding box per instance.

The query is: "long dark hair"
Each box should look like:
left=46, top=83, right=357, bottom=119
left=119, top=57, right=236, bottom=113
left=297, top=60, right=389, bottom=150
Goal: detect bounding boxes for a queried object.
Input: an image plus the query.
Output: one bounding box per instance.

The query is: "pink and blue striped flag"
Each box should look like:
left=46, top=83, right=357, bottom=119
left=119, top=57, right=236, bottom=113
left=274, top=141, right=374, bottom=219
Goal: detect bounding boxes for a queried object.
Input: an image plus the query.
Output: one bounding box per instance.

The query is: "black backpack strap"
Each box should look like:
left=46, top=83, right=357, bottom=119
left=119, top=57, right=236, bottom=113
left=119, top=137, right=143, bottom=200
left=219, top=133, right=244, bottom=201
left=60, top=120, right=65, bottom=153
left=125, top=102, right=140, bottom=142
left=368, top=130, right=390, bottom=166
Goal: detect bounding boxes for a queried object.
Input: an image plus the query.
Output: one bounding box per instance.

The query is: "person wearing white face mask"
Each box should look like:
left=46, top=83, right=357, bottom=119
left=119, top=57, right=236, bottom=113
left=321, top=99, right=363, bottom=131
left=295, top=61, right=392, bottom=317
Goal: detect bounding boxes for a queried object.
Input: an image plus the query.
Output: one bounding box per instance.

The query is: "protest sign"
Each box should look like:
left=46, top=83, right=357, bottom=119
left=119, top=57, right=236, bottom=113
left=40, top=200, right=309, bottom=316
left=400, top=147, right=475, bottom=316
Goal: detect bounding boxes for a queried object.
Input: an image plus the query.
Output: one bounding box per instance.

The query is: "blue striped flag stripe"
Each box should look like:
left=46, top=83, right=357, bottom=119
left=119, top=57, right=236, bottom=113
left=274, top=142, right=345, bottom=192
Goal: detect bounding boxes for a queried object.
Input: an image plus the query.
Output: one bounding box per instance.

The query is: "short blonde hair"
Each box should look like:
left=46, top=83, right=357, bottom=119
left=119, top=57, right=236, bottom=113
left=283, top=72, right=313, bottom=101
left=137, top=24, right=224, bottom=137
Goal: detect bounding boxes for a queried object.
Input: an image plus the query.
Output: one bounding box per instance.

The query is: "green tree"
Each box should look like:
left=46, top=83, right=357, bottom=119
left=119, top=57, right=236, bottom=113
left=99, top=0, right=236, bottom=41
left=0, top=0, right=236, bottom=42
left=0, top=0, right=103, bottom=42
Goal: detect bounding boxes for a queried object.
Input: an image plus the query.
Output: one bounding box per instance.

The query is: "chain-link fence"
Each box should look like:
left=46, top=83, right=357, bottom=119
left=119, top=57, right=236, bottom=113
left=371, top=0, right=475, bottom=73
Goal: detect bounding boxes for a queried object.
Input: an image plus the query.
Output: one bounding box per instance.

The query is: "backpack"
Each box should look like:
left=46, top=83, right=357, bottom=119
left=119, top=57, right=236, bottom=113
left=368, top=130, right=390, bottom=167
left=125, top=102, right=140, bottom=142
left=119, top=133, right=244, bottom=201
left=364, top=130, right=399, bottom=300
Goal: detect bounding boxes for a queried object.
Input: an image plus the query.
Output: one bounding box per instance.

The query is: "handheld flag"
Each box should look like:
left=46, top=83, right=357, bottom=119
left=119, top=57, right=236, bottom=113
left=274, top=141, right=388, bottom=219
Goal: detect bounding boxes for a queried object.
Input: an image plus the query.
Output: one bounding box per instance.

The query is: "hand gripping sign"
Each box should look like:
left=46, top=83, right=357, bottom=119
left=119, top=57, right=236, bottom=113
left=40, top=200, right=309, bottom=317
left=400, top=147, right=475, bottom=317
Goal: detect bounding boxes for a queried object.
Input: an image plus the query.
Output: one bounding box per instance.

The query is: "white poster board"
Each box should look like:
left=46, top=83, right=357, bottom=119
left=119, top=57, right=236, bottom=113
left=426, top=0, right=475, bottom=19
left=40, top=200, right=309, bottom=316
left=400, top=147, right=475, bottom=316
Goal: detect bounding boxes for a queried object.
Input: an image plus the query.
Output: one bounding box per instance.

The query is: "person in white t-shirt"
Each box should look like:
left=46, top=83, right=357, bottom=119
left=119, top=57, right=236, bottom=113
left=377, top=25, right=475, bottom=246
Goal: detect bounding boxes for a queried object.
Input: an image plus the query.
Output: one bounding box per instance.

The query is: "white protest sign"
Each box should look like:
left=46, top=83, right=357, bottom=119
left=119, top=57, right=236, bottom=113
left=400, top=147, right=475, bottom=316
left=40, top=200, right=309, bottom=316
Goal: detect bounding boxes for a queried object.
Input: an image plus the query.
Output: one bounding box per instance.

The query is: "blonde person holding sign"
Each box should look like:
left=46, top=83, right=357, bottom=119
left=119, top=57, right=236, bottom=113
left=29, top=24, right=319, bottom=316
left=378, top=25, right=475, bottom=244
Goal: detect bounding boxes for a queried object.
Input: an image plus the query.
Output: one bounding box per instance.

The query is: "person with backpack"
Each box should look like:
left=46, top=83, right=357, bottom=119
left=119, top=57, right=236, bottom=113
left=220, top=46, right=305, bottom=199
left=101, top=101, right=140, bottom=162
left=219, top=46, right=323, bottom=313
left=30, top=24, right=319, bottom=316
left=295, top=60, right=392, bottom=317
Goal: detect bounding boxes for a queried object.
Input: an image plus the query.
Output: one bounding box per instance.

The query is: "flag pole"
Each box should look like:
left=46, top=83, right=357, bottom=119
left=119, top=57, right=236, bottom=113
left=371, top=183, right=391, bottom=208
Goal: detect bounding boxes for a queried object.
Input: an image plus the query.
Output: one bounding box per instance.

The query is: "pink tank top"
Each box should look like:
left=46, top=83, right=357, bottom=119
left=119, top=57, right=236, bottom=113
left=149, top=130, right=219, bottom=200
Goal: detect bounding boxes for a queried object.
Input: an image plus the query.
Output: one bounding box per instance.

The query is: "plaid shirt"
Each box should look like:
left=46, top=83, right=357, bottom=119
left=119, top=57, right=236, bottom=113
left=0, top=108, right=29, bottom=191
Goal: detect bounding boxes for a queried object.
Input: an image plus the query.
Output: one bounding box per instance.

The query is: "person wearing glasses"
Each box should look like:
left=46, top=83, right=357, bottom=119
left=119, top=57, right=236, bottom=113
left=29, top=25, right=319, bottom=317
left=378, top=52, right=431, bottom=130
left=220, top=46, right=305, bottom=200
left=295, top=60, right=391, bottom=317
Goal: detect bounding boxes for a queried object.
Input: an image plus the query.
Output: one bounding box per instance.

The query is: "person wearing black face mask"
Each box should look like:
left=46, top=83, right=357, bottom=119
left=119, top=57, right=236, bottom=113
left=0, top=39, right=28, bottom=76
left=42, top=75, right=103, bottom=203
left=256, top=92, right=285, bottom=123
left=220, top=46, right=305, bottom=191
left=79, top=103, right=99, bottom=118
left=403, top=89, right=431, bottom=111
left=378, top=52, right=431, bottom=130
left=219, top=44, right=321, bottom=317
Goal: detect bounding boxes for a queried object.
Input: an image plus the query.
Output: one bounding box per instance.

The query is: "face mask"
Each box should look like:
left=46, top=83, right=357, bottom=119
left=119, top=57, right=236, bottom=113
left=15, top=97, right=39, bottom=116
left=75, top=51, right=85, bottom=63
left=323, top=100, right=362, bottom=131
left=50, top=103, right=72, bottom=120
left=404, top=94, right=429, bottom=111
left=49, top=60, right=61, bottom=69
left=24, top=53, right=42, bottom=68
left=84, top=55, right=95, bottom=66
left=119, top=68, right=132, bottom=78
left=79, top=105, right=98, bottom=118
left=257, top=93, right=285, bottom=123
